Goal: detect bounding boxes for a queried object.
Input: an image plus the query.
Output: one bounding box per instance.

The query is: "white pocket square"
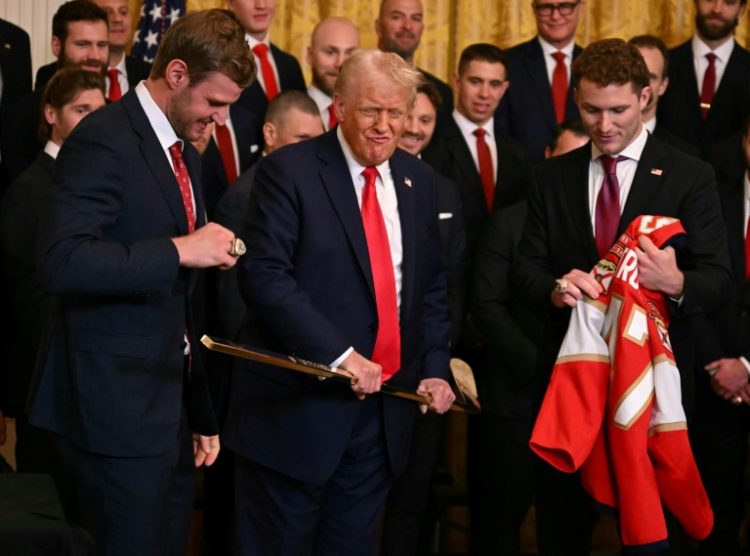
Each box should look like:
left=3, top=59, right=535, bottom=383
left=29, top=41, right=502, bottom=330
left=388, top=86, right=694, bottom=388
left=250, top=144, right=259, bottom=153
left=438, top=212, right=453, bottom=220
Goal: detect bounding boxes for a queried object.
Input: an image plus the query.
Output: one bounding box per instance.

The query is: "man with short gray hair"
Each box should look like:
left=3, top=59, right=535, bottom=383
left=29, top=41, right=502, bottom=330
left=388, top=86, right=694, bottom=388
left=224, top=48, right=455, bottom=554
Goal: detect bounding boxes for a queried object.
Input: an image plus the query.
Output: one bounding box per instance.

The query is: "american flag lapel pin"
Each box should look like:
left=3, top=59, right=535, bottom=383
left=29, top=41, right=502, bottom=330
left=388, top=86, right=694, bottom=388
left=404, top=177, right=412, bottom=188
left=650, top=168, right=663, bottom=176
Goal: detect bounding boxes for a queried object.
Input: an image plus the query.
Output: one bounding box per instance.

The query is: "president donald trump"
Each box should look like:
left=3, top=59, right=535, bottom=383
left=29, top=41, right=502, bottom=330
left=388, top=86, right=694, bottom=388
left=223, top=49, right=455, bottom=554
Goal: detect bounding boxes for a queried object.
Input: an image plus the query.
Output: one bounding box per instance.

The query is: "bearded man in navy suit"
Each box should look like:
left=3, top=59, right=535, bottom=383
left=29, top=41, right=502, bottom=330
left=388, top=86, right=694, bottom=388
left=224, top=49, right=456, bottom=555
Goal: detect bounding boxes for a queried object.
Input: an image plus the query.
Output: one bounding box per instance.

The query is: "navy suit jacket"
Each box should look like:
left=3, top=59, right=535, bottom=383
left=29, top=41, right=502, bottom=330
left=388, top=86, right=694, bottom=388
left=0, top=18, right=31, bottom=110
left=514, top=136, right=731, bottom=413
left=28, top=90, right=217, bottom=457
left=495, top=37, right=582, bottom=164
left=223, top=130, right=451, bottom=483
left=658, top=39, right=750, bottom=154
left=234, top=43, right=305, bottom=135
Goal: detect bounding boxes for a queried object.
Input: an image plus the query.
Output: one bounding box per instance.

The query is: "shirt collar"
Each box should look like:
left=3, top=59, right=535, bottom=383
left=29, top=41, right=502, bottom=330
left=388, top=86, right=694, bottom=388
left=590, top=124, right=649, bottom=162
left=453, top=108, right=494, bottom=139
left=246, top=33, right=271, bottom=50
left=644, top=116, right=657, bottom=134
left=307, top=84, right=332, bottom=111
left=110, top=55, right=127, bottom=75
left=538, top=35, right=576, bottom=58
left=44, top=140, right=61, bottom=159
left=692, top=34, right=735, bottom=63
left=135, top=81, right=181, bottom=152
left=336, top=126, right=390, bottom=179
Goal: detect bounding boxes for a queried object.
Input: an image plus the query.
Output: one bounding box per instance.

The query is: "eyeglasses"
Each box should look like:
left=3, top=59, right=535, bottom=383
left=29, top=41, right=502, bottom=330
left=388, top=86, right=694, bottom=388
left=533, top=1, right=581, bottom=17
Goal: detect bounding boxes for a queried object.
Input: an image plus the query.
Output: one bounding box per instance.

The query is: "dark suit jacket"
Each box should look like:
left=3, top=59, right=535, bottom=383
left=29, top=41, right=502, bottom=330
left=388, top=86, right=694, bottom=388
left=472, top=202, right=542, bottom=421
left=234, top=43, right=305, bottom=138
left=422, top=116, right=532, bottom=258
left=514, top=136, right=732, bottom=412
left=222, top=131, right=451, bottom=483
left=0, top=87, right=44, bottom=186
left=27, top=90, right=217, bottom=457
left=495, top=37, right=582, bottom=164
left=35, top=56, right=152, bottom=92
left=658, top=40, right=750, bottom=154
left=0, top=151, right=54, bottom=416
left=420, top=69, right=453, bottom=129
left=651, top=123, right=701, bottom=158
left=200, top=102, right=261, bottom=217
left=0, top=18, right=32, bottom=110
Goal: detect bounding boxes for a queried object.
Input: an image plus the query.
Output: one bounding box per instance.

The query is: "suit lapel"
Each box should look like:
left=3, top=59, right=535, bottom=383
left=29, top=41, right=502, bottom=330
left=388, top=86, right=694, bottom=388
left=317, top=132, right=376, bottom=298
left=121, top=91, right=191, bottom=235
left=444, top=120, right=484, bottom=207
left=525, top=40, right=557, bottom=128
left=565, top=145, right=598, bottom=260
left=390, top=151, right=416, bottom=318
left=619, top=135, right=666, bottom=234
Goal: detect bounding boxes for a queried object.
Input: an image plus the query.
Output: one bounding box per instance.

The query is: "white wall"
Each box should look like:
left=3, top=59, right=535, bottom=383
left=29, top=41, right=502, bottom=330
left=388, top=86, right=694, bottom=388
left=0, top=0, right=68, bottom=81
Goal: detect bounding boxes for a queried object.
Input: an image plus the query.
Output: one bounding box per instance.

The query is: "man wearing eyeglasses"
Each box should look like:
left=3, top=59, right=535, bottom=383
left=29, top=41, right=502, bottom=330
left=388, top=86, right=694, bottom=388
left=658, top=0, right=750, bottom=156
left=495, top=0, right=584, bottom=164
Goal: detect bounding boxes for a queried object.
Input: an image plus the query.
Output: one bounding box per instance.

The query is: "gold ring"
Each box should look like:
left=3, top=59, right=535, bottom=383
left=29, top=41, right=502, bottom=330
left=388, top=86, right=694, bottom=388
left=229, top=237, right=246, bottom=257
left=732, top=396, right=743, bottom=406
left=554, top=279, right=568, bottom=294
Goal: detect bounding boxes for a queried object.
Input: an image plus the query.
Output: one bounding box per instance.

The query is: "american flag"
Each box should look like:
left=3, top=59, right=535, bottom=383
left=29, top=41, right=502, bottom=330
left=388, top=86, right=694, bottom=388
left=131, top=0, right=185, bottom=63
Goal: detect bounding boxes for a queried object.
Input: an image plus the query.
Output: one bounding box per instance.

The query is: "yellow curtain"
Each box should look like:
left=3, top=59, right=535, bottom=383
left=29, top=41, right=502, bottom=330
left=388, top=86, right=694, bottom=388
left=128, top=0, right=750, bottom=84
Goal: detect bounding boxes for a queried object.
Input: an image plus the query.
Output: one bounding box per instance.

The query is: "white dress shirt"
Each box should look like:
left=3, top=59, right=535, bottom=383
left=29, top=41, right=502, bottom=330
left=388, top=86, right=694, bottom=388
left=331, top=126, right=403, bottom=367
left=308, top=84, right=334, bottom=130
left=588, top=125, right=649, bottom=230
left=692, top=35, right=735, bottom=96
left=44, top=140, right=61, bottom=160
left=453, top=109, right=498, bottom=184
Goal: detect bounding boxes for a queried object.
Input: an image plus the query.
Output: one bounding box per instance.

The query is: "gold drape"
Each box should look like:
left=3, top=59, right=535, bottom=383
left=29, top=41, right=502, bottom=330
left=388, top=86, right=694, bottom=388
left=128, top=0, right=750, bottom=84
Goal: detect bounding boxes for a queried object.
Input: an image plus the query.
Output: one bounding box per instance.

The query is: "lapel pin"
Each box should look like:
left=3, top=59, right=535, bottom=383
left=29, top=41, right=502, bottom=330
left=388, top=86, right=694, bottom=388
left=404, top=177, right=412, bottom=188
left=650, top=168, right=663, bottom=176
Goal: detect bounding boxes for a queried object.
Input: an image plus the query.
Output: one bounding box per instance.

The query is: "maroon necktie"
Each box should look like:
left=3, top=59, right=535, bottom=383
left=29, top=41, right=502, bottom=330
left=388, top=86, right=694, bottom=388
left=107, top=68, right=122, bottom=102
left=745, top=213, right=750, bottom=280
left=361, top=166, right=401, bottom=380
left=252, top=43, right=279, bottom=101
left=474, top=128, right=495, bottom=212
left=700, top=53, right=717, bottom=120
left=168, top=142, right=196, bottom=233
left=595, top=155, right=627, bottom=257
left=551, top=51, right=568, bottom=124
left=327, top=103, right=338, bottom=129
left=214, top=123, right=238, bottom=185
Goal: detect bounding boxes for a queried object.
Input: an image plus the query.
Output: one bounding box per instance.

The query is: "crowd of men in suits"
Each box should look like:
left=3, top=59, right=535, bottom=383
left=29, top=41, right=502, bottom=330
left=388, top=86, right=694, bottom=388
left=2, top=0, right=750, bottom=554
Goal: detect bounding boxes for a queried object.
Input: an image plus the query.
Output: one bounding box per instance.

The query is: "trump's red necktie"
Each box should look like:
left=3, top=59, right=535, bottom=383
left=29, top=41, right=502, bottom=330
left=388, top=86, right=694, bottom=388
left=361, top=166, right=400, bottom=380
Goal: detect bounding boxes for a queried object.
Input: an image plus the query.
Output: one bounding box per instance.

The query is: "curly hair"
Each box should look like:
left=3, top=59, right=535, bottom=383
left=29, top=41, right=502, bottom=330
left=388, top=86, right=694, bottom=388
left=572, top=38, right=650, bottom=93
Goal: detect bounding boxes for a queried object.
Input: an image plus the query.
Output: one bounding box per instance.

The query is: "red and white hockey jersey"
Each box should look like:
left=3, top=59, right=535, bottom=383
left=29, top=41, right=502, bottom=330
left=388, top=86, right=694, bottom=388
left=530, top=215, right=713, bottom=550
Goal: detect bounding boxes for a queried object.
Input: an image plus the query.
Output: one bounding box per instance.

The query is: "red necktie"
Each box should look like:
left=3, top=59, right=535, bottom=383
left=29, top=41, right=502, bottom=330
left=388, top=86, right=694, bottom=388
left=107, top=68, right=122, bottom=102
left=474, top=128, right=495, bottom=212
left=168, top=142, right=196, bottom=233
left=252, top=43, right=279, bottom=101
left=214, top=123, right=238, bottom=184
left=327, top=103, right=338, bottom=129
left=745, top=213, right=750, bottom=280
left=361, top=166, right=401, bottom=381
left=700, top=52, right=717, bottom=120
left=551, top=51, right=568, bottom=124
left=595, top=155, right=627, bottom=258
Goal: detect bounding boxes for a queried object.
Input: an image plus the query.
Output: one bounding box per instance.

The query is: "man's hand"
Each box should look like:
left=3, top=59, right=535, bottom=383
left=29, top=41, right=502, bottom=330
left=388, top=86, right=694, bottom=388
left=706, top=358, right=750, bottom=400
left=0, top=409, right=6, bottom=446
left=635, top=236, right=684, bottom=297
left=550, top=269, right=602, bottom=308
left=417, top=378, right=456, bottom=414
left=339, top=351, right=382, bottom=399
left=172, top=222, right=239, bottom=270
left=193, top=433, right=220, bottom=467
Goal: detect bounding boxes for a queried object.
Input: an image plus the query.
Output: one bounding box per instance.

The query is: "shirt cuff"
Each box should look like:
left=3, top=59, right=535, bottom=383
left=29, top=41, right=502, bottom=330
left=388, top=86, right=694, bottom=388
left=740, top=357, right=750, bottom=376
left=330, top=347, right=354, bottom=369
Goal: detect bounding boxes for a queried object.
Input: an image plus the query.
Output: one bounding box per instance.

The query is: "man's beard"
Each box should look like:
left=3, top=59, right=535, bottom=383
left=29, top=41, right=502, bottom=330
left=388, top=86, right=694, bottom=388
left=696, top=12, right=739, bottom=41
left=312, top=68, right=336, bottom=97
left=60, top=51, right=107, bottom=74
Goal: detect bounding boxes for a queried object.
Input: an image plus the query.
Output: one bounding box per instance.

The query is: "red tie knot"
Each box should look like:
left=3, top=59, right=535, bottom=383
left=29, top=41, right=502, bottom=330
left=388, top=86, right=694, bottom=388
left=252, top=43, right=269, bottom=57
left=706, top=52, right=717, bottom=65
left=362, top=166, right=380, bottom=186
left=474, top=128, right=486, bottom=140
left=107, top=68, right=118, bottom=81
left=600, top=154, right=627, bottom=175
left=552, top=51, right=565, bottom=64
left=169, top=141, right=182, bottom=157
